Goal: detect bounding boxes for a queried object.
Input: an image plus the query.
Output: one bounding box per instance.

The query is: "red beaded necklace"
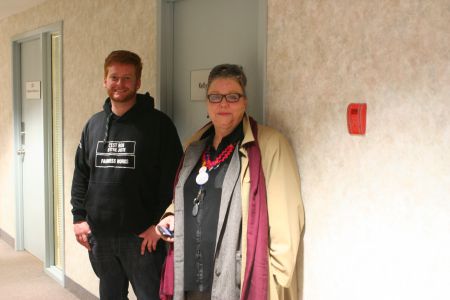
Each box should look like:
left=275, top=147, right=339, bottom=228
left=202, top=143, right=236, bottom=170
left=192, top=142, right=236, bottom=217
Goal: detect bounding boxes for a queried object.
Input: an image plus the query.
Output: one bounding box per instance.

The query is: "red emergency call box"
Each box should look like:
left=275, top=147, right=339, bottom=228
left=347, top=103, right=367, bottom=135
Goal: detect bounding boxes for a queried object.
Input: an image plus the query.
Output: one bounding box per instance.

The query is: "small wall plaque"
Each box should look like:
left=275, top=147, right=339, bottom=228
left=190, top=69, right=210, bottom=101
left=25, top=81, right=41, bottom=99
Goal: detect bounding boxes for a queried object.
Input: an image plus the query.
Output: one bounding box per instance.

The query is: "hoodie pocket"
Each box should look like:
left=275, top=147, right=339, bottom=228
left=85, top=181, right=140, bottom=226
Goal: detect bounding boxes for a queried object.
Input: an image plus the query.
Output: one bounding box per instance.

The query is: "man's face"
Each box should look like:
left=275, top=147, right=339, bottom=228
left=104, top=63, right=141, bottom=103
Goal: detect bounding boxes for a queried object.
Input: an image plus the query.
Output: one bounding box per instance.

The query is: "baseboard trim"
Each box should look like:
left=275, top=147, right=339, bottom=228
left=0, top=228, right=15, bottom=248
left=65, top=275, right=98, bottom=300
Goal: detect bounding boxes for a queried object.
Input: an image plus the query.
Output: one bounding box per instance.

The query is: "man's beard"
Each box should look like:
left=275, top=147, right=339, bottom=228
left=108, top=88, right=137, bottom=103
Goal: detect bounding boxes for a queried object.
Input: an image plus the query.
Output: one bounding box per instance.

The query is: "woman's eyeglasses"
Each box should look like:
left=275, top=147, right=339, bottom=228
left=207, top=93, right=244, bottom=103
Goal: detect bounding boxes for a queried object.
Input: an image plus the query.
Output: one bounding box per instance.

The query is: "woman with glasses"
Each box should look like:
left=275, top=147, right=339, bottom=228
left=157, top=64, right=304, bottom=300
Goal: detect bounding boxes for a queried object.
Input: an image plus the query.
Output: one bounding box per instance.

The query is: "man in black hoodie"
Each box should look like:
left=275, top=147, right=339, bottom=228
left=71, top=50, right=183, bottom=299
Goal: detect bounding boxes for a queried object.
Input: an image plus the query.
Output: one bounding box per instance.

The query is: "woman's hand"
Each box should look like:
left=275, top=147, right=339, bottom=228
left=156, top=214, right=174, bottom=243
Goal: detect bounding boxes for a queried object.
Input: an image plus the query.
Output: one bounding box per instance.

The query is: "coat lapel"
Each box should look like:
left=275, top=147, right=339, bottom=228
left=176, top=139, right=207, bottom=197
left=173, top=138, right=207, bottom=299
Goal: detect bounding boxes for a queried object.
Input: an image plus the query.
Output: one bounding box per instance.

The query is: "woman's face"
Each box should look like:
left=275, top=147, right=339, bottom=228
left=207, top=77, right=247, bottom=135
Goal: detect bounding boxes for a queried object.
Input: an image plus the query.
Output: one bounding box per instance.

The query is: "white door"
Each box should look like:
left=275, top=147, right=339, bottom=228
left=19, top=37, right=46, bottom=261
left=170, top=0, right=263, bottom=141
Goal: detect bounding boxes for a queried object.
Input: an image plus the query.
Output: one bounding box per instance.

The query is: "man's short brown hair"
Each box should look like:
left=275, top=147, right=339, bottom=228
left=104, top=50, right=143, bottom=80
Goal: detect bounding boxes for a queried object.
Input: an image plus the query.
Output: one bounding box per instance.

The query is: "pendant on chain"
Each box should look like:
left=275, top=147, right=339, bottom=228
left=196, top=166, right=209, bottom=185
left=192, top=188, right=204, bottom=217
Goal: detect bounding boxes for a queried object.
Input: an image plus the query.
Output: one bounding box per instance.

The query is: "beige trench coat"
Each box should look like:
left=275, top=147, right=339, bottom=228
left=165, top=115, right=305, bottom=300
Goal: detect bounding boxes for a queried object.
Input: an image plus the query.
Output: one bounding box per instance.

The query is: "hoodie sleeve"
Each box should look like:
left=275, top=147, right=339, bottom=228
left=70, top=124, right=91, bottom=223
left=155, top=114, right=183, bottom=222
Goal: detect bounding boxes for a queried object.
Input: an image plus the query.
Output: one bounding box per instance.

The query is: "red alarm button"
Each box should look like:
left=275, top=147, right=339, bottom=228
left=347, top=103, right=367, bottom=135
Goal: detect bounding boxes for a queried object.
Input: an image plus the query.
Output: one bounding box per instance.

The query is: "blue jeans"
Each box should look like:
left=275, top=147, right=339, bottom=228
left=88, top=232, right=165, bottom=300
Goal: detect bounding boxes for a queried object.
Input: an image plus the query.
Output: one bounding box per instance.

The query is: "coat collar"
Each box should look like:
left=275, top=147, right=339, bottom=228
left=241, top=114, right=256, bottom=149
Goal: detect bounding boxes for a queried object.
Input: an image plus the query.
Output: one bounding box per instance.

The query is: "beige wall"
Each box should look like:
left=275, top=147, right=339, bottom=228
left=267, top=0, right=450, bottom=299
left=0, top=0, right=449, bottom=299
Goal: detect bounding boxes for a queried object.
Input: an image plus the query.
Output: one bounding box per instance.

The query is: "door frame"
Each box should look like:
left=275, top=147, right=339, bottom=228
left=156, top=0, right=267, bottom=122
left=12, top=21, right=64, bottom=285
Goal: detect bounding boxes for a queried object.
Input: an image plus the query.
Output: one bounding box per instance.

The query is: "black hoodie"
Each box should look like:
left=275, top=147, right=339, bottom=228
left=71, top=93, right=183, bottom=235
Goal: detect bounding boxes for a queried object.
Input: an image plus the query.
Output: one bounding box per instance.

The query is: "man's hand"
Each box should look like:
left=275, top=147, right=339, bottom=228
left=73, top=221, right=91, bottom=250
left=138, top=225, right=161, bottom=255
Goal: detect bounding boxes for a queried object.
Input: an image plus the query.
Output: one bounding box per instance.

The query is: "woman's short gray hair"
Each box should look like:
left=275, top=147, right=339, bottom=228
left=207, top=64, right=247, bottom=95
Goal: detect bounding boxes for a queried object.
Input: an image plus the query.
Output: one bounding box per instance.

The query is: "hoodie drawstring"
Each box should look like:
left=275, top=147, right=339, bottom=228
left=103, top=112, right=113, bottom=147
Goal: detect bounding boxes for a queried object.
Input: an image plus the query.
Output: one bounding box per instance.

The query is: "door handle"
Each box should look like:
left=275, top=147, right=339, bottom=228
left=17, top=149, right=25, bottom=155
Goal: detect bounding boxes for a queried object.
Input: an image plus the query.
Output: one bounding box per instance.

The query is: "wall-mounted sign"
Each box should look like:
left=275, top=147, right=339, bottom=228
left=190, top=69, right=211, bottom=101
left=25, top=81, right=41, bottom=99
